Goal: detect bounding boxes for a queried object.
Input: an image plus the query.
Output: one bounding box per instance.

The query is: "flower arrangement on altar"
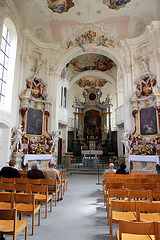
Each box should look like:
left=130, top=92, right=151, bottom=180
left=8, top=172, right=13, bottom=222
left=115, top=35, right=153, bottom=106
left=82, top=143, right=88, bottom=150
left=30, top=143, right=45, bottom=154
left=137, top=144, right=154, bottom=155
left=97, top=144, right=103, bottom=150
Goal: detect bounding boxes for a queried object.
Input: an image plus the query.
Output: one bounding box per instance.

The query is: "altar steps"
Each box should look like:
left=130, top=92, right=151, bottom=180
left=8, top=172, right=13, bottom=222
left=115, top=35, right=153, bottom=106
left=67, top=168, right=104, bottom=175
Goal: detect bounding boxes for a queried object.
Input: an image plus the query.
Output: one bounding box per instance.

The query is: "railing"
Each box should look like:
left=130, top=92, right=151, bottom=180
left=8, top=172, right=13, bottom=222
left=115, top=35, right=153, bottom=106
left=57, top=155, right=124, bottom=172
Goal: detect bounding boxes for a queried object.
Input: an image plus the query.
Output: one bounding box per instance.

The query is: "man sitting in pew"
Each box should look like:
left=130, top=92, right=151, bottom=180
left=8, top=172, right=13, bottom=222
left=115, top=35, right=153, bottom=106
left=44, top=159, right=61, bottom=189
left=0, top=159, right=21, bottom=178
left=116, top=162, right=129, bottom=174
left=104, top=163, right=116, bottom=174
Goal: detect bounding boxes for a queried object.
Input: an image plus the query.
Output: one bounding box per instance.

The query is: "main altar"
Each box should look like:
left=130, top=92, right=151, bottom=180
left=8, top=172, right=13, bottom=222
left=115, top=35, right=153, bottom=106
left=72, top=87, right=116, bottom=157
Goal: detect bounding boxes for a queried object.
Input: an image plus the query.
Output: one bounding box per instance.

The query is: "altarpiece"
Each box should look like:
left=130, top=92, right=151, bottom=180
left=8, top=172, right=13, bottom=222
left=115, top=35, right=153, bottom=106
left=12, top=76, right=53, bottom=169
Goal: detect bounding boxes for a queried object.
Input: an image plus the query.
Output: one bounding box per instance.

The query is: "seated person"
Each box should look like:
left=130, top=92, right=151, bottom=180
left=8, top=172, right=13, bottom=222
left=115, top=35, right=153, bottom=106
left=116, top=162, right=129, bottom=174
left=44, top=159, right=61, bottom=190
left=104, top=163, right=116, bottom=174
left=27, top=161, right=44, bottom=179
left=0, top=159, right=21, bottom=178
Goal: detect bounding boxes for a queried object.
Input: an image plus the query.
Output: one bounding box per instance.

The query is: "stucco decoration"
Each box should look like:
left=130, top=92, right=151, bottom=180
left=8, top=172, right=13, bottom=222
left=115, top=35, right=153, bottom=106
left=35, top=28, right=45, bottom=41
left=29, top=49, right=48, bottom=79
left=135, top=22, right=146, bottom=37
left=47, top=0, right=75, bottom=14
left=103, top=0, right=131, bottom=10
left=135, top=73, right=157, bottom=98
left=62, top=23, right=119, bottom=51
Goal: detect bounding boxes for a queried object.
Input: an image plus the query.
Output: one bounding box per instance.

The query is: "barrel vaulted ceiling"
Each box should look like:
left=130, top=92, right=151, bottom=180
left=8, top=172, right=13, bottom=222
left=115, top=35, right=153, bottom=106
left=1, top=0, right=160, bottom=88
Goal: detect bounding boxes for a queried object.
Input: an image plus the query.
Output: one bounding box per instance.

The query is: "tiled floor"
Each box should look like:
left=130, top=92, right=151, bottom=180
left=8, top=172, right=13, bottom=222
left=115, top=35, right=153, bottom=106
left=5, top=174, right=117, bottom=240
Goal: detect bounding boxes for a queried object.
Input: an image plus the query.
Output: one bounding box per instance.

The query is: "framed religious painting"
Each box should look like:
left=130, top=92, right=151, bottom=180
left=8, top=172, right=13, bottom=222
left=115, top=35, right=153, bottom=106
left=26, top=108, right=44, bottom=135
left=140, top=107, right=158, bottom=136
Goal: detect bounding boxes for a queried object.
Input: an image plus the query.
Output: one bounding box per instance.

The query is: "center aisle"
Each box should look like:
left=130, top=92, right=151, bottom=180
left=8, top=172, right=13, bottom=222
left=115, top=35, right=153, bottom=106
left=8, top=174, right=112, bottom=240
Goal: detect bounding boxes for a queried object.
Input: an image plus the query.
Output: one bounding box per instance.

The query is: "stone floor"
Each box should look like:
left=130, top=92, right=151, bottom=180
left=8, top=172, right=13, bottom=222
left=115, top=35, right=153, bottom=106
left=5, top=174, right=118, bottom=240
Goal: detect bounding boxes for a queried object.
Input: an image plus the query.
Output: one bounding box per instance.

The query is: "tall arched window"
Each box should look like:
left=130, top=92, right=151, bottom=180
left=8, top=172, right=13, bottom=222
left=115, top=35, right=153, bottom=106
left=0, top=18, right=17, bottom=112
left=64, top=87, right=67, bottom=108
left=61, top=86, right=68, bottom=108
left=61, top=86, right=63, bottom=106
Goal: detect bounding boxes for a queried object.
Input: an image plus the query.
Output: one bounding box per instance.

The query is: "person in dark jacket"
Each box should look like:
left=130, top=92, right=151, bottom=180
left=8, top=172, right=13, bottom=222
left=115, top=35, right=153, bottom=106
left=0, top=159, right=21, bottom=178
left=27, top=161, right=44, bottom=179
left=116, top=162, right=129, bottom=174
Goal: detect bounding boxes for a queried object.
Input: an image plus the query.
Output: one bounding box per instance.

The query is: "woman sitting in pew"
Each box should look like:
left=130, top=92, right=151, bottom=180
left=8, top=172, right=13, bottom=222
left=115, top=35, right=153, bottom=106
left=27, top=161, right=44, bottom=179
left=116, top=162, right=129, bottom=174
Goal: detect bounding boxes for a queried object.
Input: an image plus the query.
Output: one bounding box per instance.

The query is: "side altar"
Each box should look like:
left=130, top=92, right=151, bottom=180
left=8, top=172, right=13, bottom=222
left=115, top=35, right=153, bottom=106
left=11, top=75, right=59, bottom=169
left=128, top=155, right=160, bottom=173
left=122, top=68, right=160, bottom=173
left=13, top=153, right=53, bottom=170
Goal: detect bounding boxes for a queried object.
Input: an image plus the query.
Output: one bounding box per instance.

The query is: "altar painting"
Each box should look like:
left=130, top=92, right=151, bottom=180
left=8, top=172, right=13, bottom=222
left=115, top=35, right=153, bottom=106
left=26, top=108, right=43, bottom=135
left=84, top=110, right=101, bottom=140
left=140, top=107, right=157, bottom=136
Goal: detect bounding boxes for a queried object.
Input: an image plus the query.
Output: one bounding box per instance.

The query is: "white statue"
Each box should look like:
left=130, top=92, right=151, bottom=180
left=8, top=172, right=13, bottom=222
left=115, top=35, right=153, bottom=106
left=140, top=55, right=149, bottom=73
left=78, top=125, right=83, bottom=139
left=11, top=125, right=25, bottom=152
left=121, top=129, right=132, bottom=154
left=103, top=125, right=108, bottom=139
left=50, top=130, right=59, bottom=152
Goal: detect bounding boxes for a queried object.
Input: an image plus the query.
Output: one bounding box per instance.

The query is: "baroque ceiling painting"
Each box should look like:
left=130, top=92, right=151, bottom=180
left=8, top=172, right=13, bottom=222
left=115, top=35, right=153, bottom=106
left=66, top=54, right=114, bottom=72
left=103, top=0, right=131, bottom=10
left=76, top=76, right=108, bottom=88
left=47, top=0, right=75, bottom=14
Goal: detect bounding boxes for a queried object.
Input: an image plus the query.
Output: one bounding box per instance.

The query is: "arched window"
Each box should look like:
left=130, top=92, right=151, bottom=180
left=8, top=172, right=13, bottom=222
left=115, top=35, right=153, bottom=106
left=61, top=86, right=68, bottom=108
left=61, top=86, right=63, bottom=106
left=0, top=18, right=17, bottom=112
left=64, top=87, right=67, bottom=108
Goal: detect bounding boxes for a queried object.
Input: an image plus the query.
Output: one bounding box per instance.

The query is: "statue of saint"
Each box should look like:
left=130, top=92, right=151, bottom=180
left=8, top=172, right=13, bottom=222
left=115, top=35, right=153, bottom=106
left=78, top=125, right=83, bottom=139
left=140, top=55, right=150, bottom=73
left=50, top=130, right=59, bottom=152
left=11, top=125, right=25, bottom=152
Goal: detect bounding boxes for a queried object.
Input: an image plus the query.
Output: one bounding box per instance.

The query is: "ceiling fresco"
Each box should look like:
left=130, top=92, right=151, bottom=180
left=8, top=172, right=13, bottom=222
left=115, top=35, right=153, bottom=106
left=103, top=0, right=131, bottom=10
left=76, top=76, right=109, bottom=88
left=66, top=54, right=115, bottom=72
left=47, top=0, right=75, bottom=14
left=10, top=0, right=159, bottom=42
left=47, top=0, right=131, bottom=14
